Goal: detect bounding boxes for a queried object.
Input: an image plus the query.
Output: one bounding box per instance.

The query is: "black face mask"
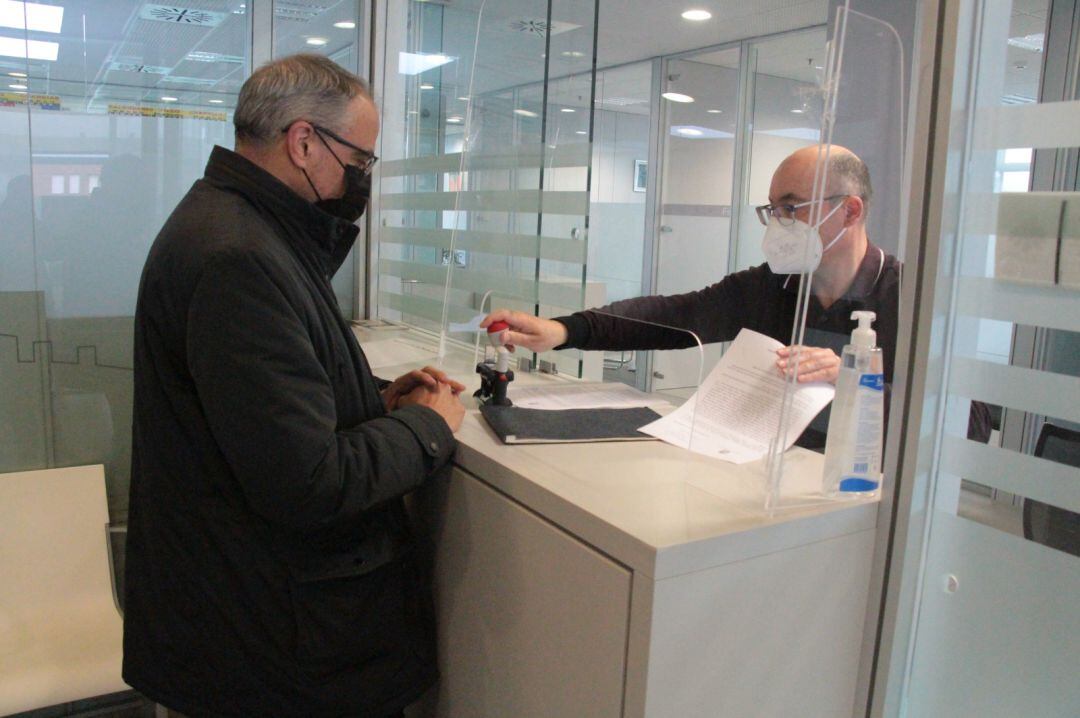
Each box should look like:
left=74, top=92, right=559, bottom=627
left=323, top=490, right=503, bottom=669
left=302, top=133, right=371, bottom=223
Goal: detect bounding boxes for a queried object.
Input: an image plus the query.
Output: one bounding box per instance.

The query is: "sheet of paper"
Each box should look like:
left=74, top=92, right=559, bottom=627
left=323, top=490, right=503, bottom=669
left=511, top=382, right=664, bottom=410
left=639, top=329, right=835, bottom=463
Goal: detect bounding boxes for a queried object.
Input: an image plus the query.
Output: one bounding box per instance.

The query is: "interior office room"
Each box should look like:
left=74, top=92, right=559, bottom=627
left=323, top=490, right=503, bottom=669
left=0, top=0, right=1077, bottom=716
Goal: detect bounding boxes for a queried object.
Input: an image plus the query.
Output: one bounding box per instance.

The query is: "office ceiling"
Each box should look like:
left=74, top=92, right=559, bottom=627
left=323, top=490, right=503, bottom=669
left=0, top=1, right=363, bottom=108
left=0, top=0, right=1050, bottom=112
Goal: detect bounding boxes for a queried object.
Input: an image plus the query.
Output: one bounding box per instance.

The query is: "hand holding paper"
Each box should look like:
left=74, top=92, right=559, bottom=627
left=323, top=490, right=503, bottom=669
left=640, top=329, right=835, bottom=463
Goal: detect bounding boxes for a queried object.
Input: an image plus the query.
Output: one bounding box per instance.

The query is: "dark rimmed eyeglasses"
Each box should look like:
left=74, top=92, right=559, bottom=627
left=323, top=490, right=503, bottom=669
left=754, top=194, right=848, bottom=226
left=282, top=120, right=379, bottom=175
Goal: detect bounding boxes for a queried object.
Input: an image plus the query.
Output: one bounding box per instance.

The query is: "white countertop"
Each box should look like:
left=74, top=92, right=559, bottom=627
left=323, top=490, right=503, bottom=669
left=355, top=325, right=879, bottom=580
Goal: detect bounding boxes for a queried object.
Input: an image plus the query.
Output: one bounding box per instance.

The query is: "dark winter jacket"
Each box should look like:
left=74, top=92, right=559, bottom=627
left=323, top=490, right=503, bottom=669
left=123, top=146, right=453, bottom=717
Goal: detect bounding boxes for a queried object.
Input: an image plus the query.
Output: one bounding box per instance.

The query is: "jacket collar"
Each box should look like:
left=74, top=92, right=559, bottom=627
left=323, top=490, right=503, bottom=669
left=202, top=145, right=360, bottom=275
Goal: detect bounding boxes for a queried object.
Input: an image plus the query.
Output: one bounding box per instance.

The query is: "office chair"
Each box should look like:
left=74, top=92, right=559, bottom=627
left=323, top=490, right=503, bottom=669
left=1022, top=423, right=1080, bottom=557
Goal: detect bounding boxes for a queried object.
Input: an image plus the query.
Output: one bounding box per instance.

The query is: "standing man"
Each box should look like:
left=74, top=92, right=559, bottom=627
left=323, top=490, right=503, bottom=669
left=123, top=54, right=464, bottom=717
left=483, top=145, right=990, bottom=444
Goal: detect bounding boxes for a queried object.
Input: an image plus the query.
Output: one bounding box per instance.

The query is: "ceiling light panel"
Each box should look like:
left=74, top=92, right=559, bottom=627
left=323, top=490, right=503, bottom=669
left=273, top=1, right=329, bottom=23
left=186, top=51, right=244, bottom=64
left=0, top=36, right=58, bottom=61
left=0, top=1, right=64, bottom=33
left=398, top=52, right=455, bottom=75
left=160, top=75, right=217, bottom=85
left=1007, top=33, right=1044, bottom=52
left=109, top=62, right=170, bottom=74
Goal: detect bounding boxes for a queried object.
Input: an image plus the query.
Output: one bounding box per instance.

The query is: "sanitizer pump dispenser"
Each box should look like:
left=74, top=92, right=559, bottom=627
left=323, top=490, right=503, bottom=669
left=822, top=310, right=885, bottom=496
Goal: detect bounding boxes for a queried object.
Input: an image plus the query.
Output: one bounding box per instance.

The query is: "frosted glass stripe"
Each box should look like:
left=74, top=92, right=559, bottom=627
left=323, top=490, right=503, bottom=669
left=941, top=436, right=1080, bottom=516
left=956, top=277, right=1080, bottom=333
left=378, top=259, right=584, bottom=308
left=977, top=99, right=1080, bottom=149
left=380, top=227, right=586, bottom=264
left=380, top=189, right=589, bottom=215
left=949, top=357, right=1080, bottom=424
left=380, top=143, right=592, bottom=176
left=378, top=290, right=476, bottom=324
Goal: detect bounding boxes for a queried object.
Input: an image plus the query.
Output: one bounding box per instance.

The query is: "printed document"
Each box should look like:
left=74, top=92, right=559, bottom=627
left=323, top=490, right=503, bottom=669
left=640, top=329, right=835, bottom=463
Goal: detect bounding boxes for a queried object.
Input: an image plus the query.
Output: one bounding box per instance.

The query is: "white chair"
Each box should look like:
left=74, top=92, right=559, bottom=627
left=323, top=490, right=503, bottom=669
left=0, top=464, right=128, bottom=715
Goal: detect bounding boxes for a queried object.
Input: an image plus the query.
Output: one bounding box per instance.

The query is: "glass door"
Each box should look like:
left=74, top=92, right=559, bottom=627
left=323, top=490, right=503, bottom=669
left=875, top=0, right=1079, bottom=715
left=649, top=48, right=741, bottom=392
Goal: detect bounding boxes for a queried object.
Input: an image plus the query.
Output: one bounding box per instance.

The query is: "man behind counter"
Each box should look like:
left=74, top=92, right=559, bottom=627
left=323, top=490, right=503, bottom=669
left=482, top=145, right=990, bottom=445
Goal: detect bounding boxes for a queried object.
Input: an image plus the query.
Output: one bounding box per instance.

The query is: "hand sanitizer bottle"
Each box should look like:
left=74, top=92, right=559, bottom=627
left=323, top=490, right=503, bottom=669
left=822, top=311, right=885, bottom=496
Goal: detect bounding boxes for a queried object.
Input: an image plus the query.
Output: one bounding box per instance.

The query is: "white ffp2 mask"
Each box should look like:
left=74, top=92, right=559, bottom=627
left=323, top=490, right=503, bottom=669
left=761, top=201, right=846, bottom=274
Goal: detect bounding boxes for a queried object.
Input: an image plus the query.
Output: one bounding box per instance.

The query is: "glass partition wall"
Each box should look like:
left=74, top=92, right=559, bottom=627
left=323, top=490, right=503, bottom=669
left=0, top=2, right=367, bottom=620
left=873, top=0, right=1079, bottom=715
left=0, top=0, right=252, bottom=528
left=370, top=3, right=841, bottom=386
left=373, top=0, right=599, bottom=376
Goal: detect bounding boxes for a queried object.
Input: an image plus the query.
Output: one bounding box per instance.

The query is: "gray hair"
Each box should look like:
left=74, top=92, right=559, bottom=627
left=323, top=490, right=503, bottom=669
left=234, top=54, right=371, bottom=145
left=828, top=152, right=873, bottom=209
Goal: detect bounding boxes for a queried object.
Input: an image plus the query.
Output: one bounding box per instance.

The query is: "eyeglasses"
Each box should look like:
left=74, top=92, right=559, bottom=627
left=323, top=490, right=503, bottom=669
left=282, top=120, right=379, bottom=175
left=755, top=194, right=847, bottom=226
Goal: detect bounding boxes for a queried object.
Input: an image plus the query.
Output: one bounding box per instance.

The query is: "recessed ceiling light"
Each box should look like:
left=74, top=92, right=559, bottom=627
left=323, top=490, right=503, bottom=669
left=575, top=130, right=587, bottom=135
left=420, top=83, right=434, bottom=90
left=670, top=125, right=733, bottom=139
left=306, top=37, right=328, bottom=46
left=681, top=9, right=712, bottom=21
left=707, top=109, right=722, bottom=114
left=333, top=21, right=356, bottom=29
left=513, top=108, right=539, bottom=118
left=446, top=116, right=463, bottom=123
left=161, top=96, right=178, bottom=102
left=561, top=108, right=575, bottom=113
left=0, top=1, right=64, bottom=33
left=457, top=96, right=470, bottom=101
left=9, top=82, right=26, bottom=89
left=8, top=70, right=26, bottom=77
left=208, top=99, right=224, bottom=104
left=661, top=92, right=694, bottom=103
left=0, top=36, right=58, bottom=61
left=407, top=110, right=418, bottom=115
left=561, top=50, right=586, bottom=58
left=790, top=108, right=805, bottom=114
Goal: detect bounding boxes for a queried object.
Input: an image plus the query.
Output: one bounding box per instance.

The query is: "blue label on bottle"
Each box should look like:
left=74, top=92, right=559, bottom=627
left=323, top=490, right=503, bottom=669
left=859, top=373, right=885, bottom=391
